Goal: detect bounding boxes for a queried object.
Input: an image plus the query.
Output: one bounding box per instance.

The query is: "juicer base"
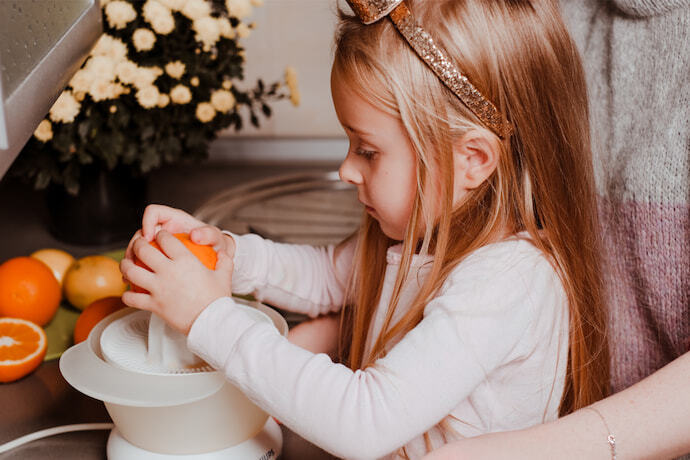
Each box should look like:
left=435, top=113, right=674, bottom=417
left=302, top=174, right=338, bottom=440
left=106, top=417, right=282, bottom=460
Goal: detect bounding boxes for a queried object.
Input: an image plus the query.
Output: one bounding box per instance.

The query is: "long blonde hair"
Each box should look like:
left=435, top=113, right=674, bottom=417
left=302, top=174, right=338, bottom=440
left=334, top=0, right=609, bottom=422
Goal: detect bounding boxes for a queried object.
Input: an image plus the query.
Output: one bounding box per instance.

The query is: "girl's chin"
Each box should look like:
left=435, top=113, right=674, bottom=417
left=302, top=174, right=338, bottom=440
left=377, top=221, right=405, bottom=241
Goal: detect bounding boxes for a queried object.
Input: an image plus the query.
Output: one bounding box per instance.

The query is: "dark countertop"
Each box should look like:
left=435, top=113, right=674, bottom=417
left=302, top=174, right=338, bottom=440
left=0, top=161, right=340, bottom=460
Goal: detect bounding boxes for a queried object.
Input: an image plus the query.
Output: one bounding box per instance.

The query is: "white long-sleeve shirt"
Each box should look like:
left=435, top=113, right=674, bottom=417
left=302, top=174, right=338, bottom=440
left=187, top=233, right=569, bottom=459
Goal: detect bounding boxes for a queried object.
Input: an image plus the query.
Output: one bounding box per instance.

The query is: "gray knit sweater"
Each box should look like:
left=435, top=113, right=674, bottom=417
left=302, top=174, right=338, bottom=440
left=558, top=0, right=689, bottom=394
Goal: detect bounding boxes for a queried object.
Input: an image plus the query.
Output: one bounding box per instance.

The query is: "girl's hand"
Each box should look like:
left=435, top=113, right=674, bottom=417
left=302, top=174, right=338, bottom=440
left=124, top=205, right=235, bottom=267
left=124, top=205, right=207, bottom=261
left=120, top=230, right=235, bottom=334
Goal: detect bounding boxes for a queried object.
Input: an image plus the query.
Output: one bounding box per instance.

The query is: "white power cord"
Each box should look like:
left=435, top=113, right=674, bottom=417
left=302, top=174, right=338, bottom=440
left=0, top=423, right=114, bottom=454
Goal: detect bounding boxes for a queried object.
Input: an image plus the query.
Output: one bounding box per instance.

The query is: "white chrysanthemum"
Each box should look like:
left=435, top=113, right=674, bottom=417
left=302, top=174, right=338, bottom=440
left=251, top=0, right=264, bottom=6
left=285, top=66, right=300, bottom=107
left=143, top=0, right=175, bottom=34
left=170, top=84, right=192, bottom=104
left=107, top=83, right=126, bottom=99
left=190, top=76, right=200, bottom=87
left=165, top=61, right=186, bottom=79
left=217, top=18, right=235, bottom=39
left=115, top=60, right=139, bottom=84
left=91, top=34, right=128, bottom=63
left=105, top=1, right=137, bottom=29
left=74, top=91, right=86, bottom=102
left=158, top=93, right=170, bottom=107
left=133, top=28, right=157, bottom=51
left=86, top=55, right=116, bottom=82
left=226, top=0, right=252, bottom=19
left=34, top=120, right=53, bottom=142
left=210, top=89, right=235, bottom=113
left=181, top=0, right=211, bottom=20
left=132, top=66, right=163, bottom=89
left=222, top=80, right=233, bottom=89
left=136, top=85, right=161, bottom=108
left=89, top=78, right=114, bottom=101
left=157, top=0, right=185, bottom=10
left=68, top=69, right=94, bottom=94
left=193, top=16, right=221, bottom=50
left=236, top=22, right=251, bottom=38
left=196, top=102, right=216, bottom=122
left=49, top=91, right=81, bottom=123
left=151, top=14, right=175, bottom=34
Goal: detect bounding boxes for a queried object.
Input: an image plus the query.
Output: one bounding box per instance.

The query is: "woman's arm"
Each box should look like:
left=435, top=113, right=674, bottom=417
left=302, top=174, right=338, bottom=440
left=424, top=351, right=690, bottom=459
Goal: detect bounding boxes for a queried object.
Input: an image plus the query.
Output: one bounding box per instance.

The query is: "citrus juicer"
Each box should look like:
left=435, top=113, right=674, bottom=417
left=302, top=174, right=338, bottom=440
left=60, top=297, right=288, bottom=460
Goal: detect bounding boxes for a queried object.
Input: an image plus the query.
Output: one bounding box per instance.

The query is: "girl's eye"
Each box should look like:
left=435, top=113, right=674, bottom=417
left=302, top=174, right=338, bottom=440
left=355, top=148, right=377, bottom=159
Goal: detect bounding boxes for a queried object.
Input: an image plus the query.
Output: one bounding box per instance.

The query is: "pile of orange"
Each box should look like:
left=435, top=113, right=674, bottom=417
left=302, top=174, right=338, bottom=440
left=0, top=248, right=129, bottom=383
left=0, top=234, right=217, bottom=382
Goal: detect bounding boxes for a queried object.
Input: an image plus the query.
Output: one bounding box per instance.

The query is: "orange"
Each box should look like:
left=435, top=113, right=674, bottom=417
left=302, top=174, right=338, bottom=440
left=0, top=257, right=62, bottom=326
left=132, top=233, right=217, bottom=293
left=0, top=317, right=48, bottom=383
left=63, top=255, right=128, bottom=311
left=73, top=296, right=127, bottom=344
left=30, top=248, right=75, bottom=287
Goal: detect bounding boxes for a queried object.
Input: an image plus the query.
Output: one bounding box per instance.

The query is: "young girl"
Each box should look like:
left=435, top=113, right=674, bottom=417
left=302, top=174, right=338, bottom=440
left=120, top=0, right=609, bottom=458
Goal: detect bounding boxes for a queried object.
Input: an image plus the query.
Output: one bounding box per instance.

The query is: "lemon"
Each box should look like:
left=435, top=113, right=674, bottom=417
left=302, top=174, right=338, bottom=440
left=63, top=255, right=127, bottom=311
left=30, top=248, right=75, bottom=287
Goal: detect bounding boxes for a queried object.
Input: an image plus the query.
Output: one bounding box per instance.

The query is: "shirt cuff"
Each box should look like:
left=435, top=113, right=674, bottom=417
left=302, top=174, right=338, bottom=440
left=186, top=296, right=269, bottom=370
left=222, top=230, right=267, bottom=295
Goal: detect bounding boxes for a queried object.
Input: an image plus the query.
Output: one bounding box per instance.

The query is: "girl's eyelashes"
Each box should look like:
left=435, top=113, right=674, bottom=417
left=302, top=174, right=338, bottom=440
left=355, top=148, right=378, bottom=159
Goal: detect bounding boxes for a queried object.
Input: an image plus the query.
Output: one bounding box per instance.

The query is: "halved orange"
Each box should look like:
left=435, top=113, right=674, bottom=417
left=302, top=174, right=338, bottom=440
left=0, top=317, right=48, bottom=383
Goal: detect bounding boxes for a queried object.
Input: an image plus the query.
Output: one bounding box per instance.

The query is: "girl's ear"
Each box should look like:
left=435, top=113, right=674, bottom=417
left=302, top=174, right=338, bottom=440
left=453, top=129, right=501, bottom=201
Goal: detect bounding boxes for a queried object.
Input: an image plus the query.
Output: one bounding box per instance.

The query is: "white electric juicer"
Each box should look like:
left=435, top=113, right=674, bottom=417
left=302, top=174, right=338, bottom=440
left=60, top=298, right=287, bottom=460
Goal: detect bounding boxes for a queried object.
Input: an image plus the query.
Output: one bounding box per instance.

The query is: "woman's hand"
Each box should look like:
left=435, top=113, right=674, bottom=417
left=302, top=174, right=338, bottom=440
left=120, top=230, right=235, bottom=334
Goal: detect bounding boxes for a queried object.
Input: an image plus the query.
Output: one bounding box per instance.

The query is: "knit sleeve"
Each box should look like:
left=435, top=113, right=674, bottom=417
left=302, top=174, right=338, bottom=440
left=611, top=0, right=690, bottom=17
left=187, top=246, right=566, bottom=459
left=227, top=232, right=355, bottom=317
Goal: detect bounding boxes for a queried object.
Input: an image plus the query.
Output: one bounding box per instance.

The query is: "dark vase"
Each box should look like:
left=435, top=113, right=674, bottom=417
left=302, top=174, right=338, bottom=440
left=44, top=165, right=147, bottom=246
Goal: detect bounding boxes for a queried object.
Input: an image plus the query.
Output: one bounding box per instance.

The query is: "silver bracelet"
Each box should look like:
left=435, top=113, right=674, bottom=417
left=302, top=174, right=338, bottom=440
left=585, top=406, right=617, bottom=460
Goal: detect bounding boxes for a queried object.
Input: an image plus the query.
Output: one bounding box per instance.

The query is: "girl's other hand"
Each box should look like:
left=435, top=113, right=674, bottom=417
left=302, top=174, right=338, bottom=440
left=120, top=230, right=234, bottom=334
left=188, top=225, right=236, bottom=263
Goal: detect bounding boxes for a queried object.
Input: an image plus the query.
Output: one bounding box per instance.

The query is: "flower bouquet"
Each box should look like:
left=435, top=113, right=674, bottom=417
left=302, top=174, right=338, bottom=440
left=10, top=0, right=299, bottom=195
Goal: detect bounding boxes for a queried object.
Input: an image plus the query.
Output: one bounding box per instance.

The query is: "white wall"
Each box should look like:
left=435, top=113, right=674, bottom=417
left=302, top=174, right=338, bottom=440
left=221, top=0, right=345, bottom=139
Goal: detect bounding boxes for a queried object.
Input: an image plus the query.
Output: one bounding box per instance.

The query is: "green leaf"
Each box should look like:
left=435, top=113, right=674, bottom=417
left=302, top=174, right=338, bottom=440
left=261, top=104, right=271, bottom=117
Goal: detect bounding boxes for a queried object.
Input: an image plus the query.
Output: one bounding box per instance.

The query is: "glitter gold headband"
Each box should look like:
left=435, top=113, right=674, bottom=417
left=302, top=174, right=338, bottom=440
left=345, top=0, right=513, bottom=139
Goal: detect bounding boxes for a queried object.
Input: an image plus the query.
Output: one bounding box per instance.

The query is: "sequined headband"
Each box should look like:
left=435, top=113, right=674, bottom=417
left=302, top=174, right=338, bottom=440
left=345, top=0, right=513, bottom=139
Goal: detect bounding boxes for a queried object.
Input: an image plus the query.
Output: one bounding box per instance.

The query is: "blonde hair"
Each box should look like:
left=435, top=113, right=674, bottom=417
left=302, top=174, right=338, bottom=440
left=333, top=0, right=609, bottom=433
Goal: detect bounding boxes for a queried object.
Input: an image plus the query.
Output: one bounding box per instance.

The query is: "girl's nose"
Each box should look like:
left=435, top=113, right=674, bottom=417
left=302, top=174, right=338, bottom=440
left=339, top=152, right=363, bottom=185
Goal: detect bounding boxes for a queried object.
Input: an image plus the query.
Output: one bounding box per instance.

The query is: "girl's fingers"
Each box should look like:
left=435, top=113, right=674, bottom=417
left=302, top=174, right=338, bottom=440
left=132, top=235, right=170, bottom=272
left=124, top=229, right=143, bottom=260
left=190, top=226, right=221, bottom=246
left=155, top=230, right=193, bottom=261
left=215, top=249, right=234, bottom=279
left=120, top=258, right=157, bottom=293
left=121, top=290, right=155, bottom=312
left=141, top=204, right=177, bottom=240
left=141, top=205, right=204, bottom=240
